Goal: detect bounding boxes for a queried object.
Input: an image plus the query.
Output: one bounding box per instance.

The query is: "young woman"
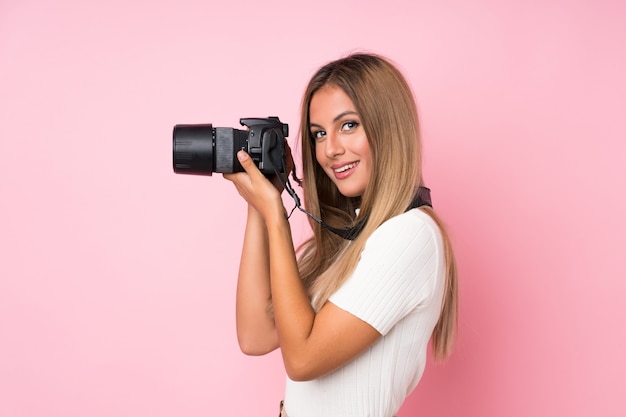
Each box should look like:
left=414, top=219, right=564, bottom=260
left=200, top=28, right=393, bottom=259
left=224, top=53, right=458, bottom=417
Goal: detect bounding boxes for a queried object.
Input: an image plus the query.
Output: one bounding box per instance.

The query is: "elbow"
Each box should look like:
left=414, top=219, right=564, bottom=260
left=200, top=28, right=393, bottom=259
left=286, top=369, right=312, bottom=382
left=237, top=334, right=278, bottom=356
left=283, top=356, right=318, bottom=382
left=239, top=342, right=270, bottom=356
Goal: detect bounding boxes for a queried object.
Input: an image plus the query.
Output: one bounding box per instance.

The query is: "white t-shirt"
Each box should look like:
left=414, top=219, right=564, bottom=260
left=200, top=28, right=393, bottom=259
left=284, top=208, right=446, bottom=417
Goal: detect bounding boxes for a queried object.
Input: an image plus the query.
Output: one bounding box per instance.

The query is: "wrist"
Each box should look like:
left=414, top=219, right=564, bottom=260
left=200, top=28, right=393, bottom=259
left=265, top=200, right=290, bottom=229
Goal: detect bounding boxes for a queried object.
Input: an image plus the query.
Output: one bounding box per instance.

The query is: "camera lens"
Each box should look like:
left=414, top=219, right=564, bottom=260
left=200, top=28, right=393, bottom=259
left=172, top=124, right=215, bottom=175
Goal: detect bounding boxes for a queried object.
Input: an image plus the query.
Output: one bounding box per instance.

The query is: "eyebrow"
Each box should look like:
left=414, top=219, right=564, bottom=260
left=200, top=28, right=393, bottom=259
left=309, top=110, right=360, bottom=129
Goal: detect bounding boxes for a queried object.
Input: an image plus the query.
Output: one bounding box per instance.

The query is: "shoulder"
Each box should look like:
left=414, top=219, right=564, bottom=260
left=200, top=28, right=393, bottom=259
left=364, top=209, right=443, bottom=254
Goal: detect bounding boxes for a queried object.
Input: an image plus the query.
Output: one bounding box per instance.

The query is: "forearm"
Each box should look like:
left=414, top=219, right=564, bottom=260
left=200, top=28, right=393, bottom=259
left=265, top=210, right=316, bottom=372
left=235, top=205, right=279, bottom=355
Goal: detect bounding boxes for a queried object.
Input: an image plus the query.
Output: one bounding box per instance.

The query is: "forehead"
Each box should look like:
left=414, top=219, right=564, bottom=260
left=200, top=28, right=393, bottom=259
left=309, top=85, right=356, bottom=121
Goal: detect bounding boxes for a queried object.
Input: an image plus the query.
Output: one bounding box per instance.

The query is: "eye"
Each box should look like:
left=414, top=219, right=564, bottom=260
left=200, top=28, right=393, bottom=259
left=311, top=130, right=326, bottom=140
left=340, top=121, right=359, bottom=132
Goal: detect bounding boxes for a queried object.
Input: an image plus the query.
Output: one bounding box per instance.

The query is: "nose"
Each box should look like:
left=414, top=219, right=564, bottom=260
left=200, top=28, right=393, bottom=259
left=324, top=132, right=344, bottom=158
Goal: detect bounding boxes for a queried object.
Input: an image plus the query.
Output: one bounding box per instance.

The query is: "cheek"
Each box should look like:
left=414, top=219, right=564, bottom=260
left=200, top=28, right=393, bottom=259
left=357, top=137, right=373, bottom=163
left=314, top=143, right=325, bottom=165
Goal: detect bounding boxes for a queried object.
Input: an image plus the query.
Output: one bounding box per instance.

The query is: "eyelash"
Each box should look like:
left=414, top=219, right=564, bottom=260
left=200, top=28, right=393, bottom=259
left=311, top=121, right=360, bottom=140
left=341, top=121, right=359, bottom=131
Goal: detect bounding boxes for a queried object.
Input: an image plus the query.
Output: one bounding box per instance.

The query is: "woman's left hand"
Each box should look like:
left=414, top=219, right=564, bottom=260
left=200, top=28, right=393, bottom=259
left=223, top=150, right=285, bottom=222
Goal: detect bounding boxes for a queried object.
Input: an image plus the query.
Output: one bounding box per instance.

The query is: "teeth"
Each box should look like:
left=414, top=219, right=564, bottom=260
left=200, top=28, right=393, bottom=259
left=335, top=162, right=357, bottom=173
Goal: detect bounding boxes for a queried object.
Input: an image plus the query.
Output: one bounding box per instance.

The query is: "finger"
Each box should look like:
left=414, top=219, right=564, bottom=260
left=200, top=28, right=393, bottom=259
left=237, top=150, right=263, bottom=178
left=222, top=171, right=246, bottom=183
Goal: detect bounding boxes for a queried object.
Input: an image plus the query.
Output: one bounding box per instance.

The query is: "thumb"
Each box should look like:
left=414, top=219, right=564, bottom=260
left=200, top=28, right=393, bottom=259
left=237, top=150, right=261, bottom=176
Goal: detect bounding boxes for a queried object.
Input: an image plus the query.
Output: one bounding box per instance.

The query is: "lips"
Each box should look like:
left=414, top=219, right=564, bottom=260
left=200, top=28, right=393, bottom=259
left=331, top=161, right=359, bottom=179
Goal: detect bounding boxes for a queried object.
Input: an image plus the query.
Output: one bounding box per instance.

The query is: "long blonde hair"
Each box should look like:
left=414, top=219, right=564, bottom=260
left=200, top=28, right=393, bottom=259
left=296, top=53, right=458, bottom=360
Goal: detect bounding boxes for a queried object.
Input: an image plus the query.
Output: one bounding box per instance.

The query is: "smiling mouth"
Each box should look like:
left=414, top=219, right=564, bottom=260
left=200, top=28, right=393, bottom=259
left=334, top=161, right=359, bottom=173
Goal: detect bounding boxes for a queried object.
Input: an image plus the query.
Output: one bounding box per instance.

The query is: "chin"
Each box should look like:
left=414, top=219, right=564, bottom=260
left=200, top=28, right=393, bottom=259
left=337, top=187, right=365, bottom=198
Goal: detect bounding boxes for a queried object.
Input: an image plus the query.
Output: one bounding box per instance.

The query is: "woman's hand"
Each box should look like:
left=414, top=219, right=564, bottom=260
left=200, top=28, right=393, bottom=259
left=223, top=150, right=285, bottom=222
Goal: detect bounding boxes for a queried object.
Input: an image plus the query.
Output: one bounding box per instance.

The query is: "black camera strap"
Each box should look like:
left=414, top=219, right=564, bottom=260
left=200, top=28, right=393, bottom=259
left=272, top=151, right=433, bottom=241
left=290, top=185, right=432, bottom=241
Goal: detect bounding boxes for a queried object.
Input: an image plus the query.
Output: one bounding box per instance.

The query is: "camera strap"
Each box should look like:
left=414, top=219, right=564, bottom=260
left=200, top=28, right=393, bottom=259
left=313, top=186, right=432, bottom=240
left=271, top=149, right=432, bottom=241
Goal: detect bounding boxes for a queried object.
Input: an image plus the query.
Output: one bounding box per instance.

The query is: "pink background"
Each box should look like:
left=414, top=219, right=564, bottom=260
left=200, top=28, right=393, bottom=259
left=1, top=0, right=625, bottom=416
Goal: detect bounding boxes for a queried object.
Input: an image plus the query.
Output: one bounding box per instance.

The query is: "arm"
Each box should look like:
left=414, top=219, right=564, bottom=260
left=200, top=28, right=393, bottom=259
left=226, top=151, right=381, bottom=380
left=234, top=204, right=279, bottom=355
left=264, top=211, right=380, bottom=381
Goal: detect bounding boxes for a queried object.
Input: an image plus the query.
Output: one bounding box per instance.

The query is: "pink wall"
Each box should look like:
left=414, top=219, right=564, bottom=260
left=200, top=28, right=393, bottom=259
left=1, top=0, right=624, bottom=416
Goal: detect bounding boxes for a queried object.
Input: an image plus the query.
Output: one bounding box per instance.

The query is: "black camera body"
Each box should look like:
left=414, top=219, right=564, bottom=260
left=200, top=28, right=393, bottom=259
left=172, top=117, right=288, bottom=176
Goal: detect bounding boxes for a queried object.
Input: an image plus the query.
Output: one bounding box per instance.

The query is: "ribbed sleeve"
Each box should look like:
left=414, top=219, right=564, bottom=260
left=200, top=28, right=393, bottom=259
left=329, top=209, right=441, bottom=335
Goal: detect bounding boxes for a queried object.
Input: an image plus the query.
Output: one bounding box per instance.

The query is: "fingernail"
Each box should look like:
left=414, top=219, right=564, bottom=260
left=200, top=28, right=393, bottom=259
left=237, top=150, right=247, bottom=161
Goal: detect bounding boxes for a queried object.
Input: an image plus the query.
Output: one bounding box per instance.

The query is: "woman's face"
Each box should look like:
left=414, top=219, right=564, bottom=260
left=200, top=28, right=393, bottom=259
left=309, top=85, right=373, bottom=198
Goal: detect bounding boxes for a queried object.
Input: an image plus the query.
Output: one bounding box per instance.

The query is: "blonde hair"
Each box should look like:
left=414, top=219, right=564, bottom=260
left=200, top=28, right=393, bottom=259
left=296, top=53, right=458, bottom=360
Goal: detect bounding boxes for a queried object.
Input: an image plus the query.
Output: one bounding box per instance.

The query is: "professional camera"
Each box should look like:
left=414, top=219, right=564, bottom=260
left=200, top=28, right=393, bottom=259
left=172, top=117, right=288, bottom=176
